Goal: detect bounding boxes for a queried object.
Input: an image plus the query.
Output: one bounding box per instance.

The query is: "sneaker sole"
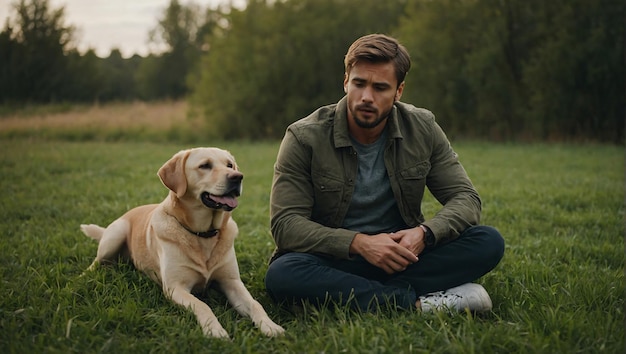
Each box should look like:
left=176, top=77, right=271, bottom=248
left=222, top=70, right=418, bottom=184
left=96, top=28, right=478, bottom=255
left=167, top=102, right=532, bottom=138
left=448, top=283, right=493, bottom=313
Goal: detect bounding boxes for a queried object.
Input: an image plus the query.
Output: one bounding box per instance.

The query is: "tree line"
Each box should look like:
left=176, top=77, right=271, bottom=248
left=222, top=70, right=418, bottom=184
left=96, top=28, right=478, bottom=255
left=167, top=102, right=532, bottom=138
left=0, top=0, right=203, bottom=102
left=1, top=0, right=623, bottom=143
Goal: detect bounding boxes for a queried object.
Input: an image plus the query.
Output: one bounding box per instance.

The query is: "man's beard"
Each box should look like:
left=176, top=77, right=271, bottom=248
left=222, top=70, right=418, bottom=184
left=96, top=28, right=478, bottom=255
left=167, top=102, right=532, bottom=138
left=351, top=104, right=392, bottom=129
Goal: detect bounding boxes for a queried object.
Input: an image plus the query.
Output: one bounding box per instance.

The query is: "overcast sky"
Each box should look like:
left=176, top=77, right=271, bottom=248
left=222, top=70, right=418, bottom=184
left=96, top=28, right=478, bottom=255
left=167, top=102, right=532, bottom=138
left=0, top=0, right=245, bottom=57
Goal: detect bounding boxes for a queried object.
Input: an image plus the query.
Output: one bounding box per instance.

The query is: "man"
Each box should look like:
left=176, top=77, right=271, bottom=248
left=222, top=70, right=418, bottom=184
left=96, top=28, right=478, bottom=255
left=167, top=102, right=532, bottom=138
left=265, top=34, right=504, bottom=313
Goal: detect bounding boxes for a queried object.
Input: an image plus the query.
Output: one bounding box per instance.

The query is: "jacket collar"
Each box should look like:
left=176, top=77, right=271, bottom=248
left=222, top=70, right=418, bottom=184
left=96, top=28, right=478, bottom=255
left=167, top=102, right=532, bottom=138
left=332, top=96, right=404, bottom=149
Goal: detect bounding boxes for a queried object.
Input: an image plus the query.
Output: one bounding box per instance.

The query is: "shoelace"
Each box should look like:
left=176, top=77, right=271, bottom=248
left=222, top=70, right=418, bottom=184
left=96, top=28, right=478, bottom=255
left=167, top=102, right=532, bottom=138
left=423, top=291, right=463, bottom=303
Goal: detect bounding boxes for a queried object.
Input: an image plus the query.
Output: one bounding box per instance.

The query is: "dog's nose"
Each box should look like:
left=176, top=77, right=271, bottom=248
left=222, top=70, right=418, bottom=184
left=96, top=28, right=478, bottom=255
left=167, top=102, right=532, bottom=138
left=226, top=172, right=243, bottom=197
left=228, top=172, right=243, bottom=182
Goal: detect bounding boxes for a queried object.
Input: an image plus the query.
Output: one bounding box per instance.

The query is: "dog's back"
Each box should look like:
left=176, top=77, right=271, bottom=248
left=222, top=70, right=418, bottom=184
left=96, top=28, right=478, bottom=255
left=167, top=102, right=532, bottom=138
left=81, top=204, right=159, bottom=271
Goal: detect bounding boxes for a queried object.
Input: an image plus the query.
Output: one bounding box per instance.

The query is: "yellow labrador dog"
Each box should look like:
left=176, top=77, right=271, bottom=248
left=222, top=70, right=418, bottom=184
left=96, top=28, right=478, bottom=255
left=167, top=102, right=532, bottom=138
left=80, top=147, right=284, bottom=339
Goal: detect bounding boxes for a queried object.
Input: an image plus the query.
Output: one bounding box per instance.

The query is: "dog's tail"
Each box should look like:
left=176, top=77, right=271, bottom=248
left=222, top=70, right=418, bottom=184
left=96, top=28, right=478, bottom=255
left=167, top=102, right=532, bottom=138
left=80, top=224, right=106, bottom=242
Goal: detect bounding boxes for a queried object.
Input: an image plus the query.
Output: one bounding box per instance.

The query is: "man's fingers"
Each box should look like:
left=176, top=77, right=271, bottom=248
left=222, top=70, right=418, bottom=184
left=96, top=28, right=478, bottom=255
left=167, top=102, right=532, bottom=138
left=389, top=232, right=403, bottom=242
left=388, top=232, right=421, bottom=258
left=387, top=252, right=418, bottom=273
left=399, top=247, right=419, bottom=262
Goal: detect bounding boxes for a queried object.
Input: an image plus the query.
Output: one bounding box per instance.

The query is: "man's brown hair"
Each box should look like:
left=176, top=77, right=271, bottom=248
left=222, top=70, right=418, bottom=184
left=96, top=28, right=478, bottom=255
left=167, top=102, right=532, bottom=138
left=344, top=34, right=411, bottom=87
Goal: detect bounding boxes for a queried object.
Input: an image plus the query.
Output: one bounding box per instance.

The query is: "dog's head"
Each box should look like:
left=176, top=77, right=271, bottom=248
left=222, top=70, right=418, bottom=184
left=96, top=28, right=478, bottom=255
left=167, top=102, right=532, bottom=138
left=157, top=147, right=243, bottom=211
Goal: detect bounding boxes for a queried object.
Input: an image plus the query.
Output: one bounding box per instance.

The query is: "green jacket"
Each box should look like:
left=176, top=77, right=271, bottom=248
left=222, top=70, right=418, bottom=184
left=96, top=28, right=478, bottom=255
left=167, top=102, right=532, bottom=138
left=270, top=96, right=481, bottom=260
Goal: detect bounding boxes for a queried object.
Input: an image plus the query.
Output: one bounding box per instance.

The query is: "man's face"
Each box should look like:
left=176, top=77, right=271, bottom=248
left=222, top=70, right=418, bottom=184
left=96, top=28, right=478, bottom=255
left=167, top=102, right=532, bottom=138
left=344, top=61, right=404, bottom=131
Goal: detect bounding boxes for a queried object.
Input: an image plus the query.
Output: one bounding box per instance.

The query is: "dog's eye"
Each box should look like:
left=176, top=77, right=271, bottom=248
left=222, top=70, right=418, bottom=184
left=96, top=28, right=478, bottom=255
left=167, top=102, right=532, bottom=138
left=227, top=162, right=234, bottom=168
left=199, top=162, right=212, bottom=169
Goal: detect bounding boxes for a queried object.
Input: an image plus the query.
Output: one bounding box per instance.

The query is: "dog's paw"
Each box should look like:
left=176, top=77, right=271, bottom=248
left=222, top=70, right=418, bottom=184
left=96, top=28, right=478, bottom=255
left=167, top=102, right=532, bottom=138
left=203, top=324, right=230, bottom=339
left=259, top=320, right=285, bottom=337
left=78, top=260, right=99, bottom=278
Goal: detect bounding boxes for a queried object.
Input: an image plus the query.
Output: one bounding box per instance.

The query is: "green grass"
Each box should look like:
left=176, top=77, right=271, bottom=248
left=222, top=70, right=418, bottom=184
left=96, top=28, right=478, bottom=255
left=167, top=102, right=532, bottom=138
left=0, top=138, right=623, bottom=353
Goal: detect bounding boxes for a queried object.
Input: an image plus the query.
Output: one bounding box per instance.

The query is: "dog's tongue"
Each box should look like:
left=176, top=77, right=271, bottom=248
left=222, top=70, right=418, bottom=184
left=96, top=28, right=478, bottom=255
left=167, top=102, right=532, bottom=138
left=211, top=195, right=238, bottom=209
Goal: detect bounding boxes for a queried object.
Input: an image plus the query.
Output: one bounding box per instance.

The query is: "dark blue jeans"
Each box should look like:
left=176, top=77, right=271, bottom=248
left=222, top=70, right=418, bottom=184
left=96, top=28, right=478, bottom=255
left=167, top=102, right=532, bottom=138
left=264, top=225, right=505, bottom=312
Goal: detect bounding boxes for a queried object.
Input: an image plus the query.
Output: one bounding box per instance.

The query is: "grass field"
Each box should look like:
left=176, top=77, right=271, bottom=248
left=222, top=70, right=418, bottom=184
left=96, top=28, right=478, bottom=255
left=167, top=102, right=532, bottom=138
left=0, top=102, right=623, bottom=353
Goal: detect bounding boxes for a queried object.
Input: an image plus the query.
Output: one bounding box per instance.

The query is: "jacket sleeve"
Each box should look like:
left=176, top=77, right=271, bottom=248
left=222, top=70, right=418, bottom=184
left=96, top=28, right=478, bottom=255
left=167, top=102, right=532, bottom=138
left=270, top=127, right=356, bottom=259
left=421, top=121, right=482, bottom=245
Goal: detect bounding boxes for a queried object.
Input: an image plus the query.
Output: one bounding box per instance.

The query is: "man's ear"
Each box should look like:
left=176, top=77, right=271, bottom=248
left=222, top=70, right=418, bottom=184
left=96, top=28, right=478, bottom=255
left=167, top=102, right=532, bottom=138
left=157, top=150, right=190, bottom=198
left=395, top=81, right=405, bottom=101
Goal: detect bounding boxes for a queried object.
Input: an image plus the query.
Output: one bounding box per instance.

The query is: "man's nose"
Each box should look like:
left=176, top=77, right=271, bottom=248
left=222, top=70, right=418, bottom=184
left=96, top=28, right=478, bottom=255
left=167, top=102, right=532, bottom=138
left=361, top=86, right=374, bottom=102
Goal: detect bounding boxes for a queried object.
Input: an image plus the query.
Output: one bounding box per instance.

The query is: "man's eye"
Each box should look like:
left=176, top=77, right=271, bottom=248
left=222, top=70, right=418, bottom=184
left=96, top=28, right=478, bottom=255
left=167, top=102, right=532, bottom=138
left=200, top=163, right=212, bottom=169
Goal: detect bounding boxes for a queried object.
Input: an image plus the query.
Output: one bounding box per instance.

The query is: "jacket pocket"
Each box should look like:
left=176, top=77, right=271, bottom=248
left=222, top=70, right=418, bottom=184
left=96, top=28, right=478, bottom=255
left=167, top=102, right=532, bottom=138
left=396, top=161, right=430, bottom=222
left=311, top=172, right=345, bottom=226
left=399, top=161, right=430, bottom=180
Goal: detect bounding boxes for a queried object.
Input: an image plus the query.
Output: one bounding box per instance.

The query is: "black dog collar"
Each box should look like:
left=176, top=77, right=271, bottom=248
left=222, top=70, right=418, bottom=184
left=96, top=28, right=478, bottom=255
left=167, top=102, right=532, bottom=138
left=180, top=222, right=219, bottom=238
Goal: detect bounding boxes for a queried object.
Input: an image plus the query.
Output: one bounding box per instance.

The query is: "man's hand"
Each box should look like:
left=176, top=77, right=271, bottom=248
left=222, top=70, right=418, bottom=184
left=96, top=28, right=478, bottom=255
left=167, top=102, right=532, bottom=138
left=349, top=233, right=419, bottom=274
left=389, top=226, right=427, bottom=257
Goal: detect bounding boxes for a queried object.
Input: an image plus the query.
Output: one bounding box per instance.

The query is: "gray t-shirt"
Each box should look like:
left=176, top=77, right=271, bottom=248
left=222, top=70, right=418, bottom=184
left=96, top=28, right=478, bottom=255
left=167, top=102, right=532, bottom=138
left=343, top=130, right=407, bottom=234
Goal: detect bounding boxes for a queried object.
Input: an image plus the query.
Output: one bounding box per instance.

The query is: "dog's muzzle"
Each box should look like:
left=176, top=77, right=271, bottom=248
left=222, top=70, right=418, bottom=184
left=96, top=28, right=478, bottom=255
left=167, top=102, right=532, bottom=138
left=201, top=174, right=242, bottom=211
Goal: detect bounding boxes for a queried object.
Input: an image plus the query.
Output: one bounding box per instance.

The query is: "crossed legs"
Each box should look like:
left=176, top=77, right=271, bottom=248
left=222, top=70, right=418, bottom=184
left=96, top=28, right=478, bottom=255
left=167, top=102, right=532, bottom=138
left=265, top=226, right=505, bottom=312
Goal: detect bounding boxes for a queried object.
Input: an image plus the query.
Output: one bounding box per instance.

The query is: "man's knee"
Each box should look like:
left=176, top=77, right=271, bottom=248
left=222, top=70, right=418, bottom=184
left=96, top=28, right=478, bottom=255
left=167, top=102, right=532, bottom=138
left=483, top=225, right=505, bottom=258
left=265, top=254, right=290, bottom=293
left=470, top=225, right=505, bottom=266
left=265, top=253, right=317, bottom=299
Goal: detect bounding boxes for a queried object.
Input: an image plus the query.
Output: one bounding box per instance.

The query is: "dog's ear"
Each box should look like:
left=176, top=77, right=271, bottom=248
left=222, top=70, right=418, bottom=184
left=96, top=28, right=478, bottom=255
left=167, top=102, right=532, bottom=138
left=158, top=150, right=190, bottom=198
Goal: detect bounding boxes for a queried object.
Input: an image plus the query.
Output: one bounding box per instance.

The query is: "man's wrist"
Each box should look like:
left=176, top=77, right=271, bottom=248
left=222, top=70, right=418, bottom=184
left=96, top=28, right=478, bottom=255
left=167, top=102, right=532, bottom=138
left=419, top=225, right=436, bottom=247
left=349, top=233, right=365, bottom=254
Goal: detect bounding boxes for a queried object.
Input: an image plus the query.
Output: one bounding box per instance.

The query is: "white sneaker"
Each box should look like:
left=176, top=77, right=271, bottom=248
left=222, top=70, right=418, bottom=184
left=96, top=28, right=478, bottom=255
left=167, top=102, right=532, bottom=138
left=419, top=283, right=493, bottom=313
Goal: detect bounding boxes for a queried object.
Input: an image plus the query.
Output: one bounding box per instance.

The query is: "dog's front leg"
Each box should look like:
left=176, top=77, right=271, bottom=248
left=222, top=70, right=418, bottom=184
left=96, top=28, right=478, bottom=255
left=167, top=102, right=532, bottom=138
left=168, top=286, right=230, bottom=338
left=219, top=278, right=285, bottom=337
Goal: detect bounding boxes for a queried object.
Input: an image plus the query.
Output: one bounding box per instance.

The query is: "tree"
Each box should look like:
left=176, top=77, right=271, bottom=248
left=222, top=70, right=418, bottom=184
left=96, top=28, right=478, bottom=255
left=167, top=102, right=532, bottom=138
left=96, top=49, right=141, bottom=101
left=520, top=0, right=624, bottom=142
left=190, top=0, right=408, bottom=140
left=136, top=0, right=211, bottom=100
left=396, top=0, right=477, bottom=137
left=0, top=0, right=75, bottom=102
left=0, top=0, right=105, bottom=103
left=396, top=0, right=624, bottom=143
